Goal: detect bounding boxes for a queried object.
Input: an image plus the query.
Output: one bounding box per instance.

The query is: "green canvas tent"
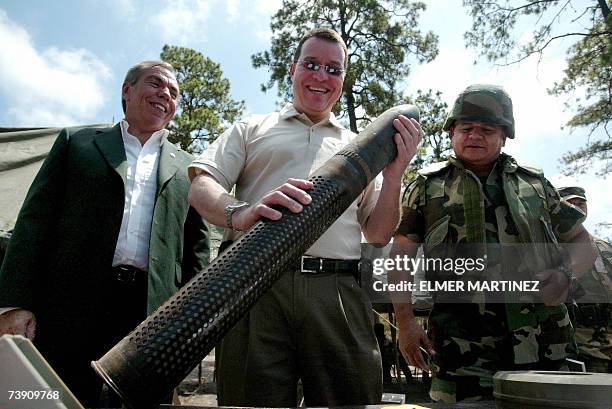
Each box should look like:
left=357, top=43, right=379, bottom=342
left=0, top=125, right=110, bottom=260
left=0, top=125, right=224, bottom=263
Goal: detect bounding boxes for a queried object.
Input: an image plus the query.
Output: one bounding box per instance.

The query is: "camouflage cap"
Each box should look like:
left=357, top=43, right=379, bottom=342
left=558, top=186, right=587, bottom=201
left=443, top=84, right=515, bottom=138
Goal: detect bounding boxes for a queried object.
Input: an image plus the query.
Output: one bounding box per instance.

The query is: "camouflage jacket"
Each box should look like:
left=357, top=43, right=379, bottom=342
left=400, top=153, right=583, bottom=246
left=398, top=153, right=585, bottom=365
left=577, top=238, right=612, bottom=304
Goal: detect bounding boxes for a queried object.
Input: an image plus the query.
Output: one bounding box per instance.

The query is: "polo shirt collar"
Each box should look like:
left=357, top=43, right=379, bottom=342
left=279, top=103, right=344, bottom=130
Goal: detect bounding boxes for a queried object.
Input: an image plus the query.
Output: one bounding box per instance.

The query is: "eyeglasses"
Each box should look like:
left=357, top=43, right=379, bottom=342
left=297, top=60, right=344, bottom=76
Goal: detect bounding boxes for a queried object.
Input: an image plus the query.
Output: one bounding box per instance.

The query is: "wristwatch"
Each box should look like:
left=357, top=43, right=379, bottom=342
left=225, top=201, right=250, bottom=231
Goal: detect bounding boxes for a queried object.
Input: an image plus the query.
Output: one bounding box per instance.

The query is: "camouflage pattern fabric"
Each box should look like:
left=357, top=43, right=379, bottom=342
left=570, top=238, right=612, bottom=371
left=575, top=239, right=612, bottom=305
left=442, top=84, right=515, bottom=138
left=595, top=239, right=612, bottom=292
left=398, top=153, right=585, bottom=402
left=558, top=186, right=612, bottom=364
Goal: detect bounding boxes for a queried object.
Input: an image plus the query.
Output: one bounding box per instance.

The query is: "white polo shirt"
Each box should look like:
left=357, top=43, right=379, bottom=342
left=189, top=103, right=380, bottom=259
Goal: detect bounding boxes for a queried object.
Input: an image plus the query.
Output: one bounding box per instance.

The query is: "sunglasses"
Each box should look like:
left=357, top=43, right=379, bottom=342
left=297, top=60, right=344, bottom=76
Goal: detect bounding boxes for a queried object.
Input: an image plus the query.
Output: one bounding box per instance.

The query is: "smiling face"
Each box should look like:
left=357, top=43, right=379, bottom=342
left=450, top=120, right=506, bottom=167
left=122, top=66, right=178, bottom=139
left=290, top=36, right=345, bottom=124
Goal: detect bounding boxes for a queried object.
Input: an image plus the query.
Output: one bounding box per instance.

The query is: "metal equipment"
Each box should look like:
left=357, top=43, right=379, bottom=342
left=92, top=105, right=419, bottom=409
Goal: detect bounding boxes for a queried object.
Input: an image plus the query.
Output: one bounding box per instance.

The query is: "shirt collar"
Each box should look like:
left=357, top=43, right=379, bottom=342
left=449, top=153, right=511, bottom=177
left=120, top=119, right=167, bottom=149
left=279, top=103, right=345, bottom=130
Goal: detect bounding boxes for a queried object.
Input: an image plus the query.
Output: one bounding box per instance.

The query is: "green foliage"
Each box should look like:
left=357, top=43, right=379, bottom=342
left=401, top=89, right=450, bottom=183
left=161, top=45, right=245, bottom=153
left=560, top=139, right=612, bottom=177
left=463, top=0, right=611, bottom=176
left=251, top=0, right=439, bottom=132
left=554, top=17, right=612, bottom=177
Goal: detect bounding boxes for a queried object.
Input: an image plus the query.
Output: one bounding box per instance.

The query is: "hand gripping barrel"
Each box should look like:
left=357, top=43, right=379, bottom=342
left=91, top=105, right=419, bottom=408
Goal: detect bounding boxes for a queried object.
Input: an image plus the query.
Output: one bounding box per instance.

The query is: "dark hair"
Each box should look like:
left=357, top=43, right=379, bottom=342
left=293, top=27, right=348, bottom=68
left=121, top=60, right=175, bottom=113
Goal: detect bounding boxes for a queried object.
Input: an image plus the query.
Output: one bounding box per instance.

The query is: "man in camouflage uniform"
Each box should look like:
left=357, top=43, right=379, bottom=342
left=389, top=84, right=597, bottom=402
left=559, top=186, right=612, bottom=371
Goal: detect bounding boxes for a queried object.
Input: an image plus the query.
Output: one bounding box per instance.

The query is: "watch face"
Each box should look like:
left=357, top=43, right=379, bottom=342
left=226, top=202, right=249, bottom=230
left=228, top=202, right=249, bottom=211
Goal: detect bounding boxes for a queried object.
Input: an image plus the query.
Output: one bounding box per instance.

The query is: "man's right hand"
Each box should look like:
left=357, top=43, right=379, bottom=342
left=534, top=269, right=570, bottom=306
left=232, top=178, right=313, bottom=231
left=0, top=309, right=36, bottom=340
left=398, top=318, right=434, bottom=373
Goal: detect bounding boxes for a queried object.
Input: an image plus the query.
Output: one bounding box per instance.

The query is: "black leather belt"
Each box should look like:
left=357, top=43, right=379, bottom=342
left=111, top=265, right=147, bottom=283
left=297, top=256, right=360, bottom=275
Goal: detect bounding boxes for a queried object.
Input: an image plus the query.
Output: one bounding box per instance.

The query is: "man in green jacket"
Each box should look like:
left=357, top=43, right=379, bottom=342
left=0, top=60, right=210, bottom=406
left=389, top=84, right=597, bottom=402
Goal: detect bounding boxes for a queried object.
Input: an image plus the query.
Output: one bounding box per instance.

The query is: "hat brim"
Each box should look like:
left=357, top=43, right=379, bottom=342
left=562, top=194, right=587, bottom=201
left=443, top=115, right=515, bottom=138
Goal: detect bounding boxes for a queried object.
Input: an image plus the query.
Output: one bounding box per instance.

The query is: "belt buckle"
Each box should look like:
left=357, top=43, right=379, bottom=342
left=115, top=266, right=136, bottom=282
left=301, top=256, right=323, bottom=274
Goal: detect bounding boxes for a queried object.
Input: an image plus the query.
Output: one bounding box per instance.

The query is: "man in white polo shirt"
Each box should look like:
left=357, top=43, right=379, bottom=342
left=188, top=28, right=422, bottom=407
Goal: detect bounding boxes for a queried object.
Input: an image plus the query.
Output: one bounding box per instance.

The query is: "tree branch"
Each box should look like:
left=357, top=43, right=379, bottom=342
left=496, top=31, right=600, bottom=65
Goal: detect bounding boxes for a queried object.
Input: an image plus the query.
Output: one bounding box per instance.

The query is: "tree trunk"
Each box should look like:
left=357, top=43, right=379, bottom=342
left=346, top=87, right=358, bottom=133
left=598, top=0, right=610, bottom=19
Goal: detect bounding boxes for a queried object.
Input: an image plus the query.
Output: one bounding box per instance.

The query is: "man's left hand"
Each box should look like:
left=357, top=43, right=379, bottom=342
left=535, top=269, right=569, bottom=306
left=0, top=309, right=36, bottom=340
left=383, top=115, right=423, bottom=181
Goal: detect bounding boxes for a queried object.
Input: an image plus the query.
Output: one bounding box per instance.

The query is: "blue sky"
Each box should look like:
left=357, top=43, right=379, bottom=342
left=0, top=0, right=280, bottom=125
left=0, top=0, right=610, bottom=237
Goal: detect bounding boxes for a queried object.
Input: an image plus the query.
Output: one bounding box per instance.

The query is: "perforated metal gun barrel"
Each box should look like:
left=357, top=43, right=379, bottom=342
left=91, top=104, right=419, bottom=409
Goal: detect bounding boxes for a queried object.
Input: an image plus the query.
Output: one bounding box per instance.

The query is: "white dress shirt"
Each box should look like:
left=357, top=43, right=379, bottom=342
left=112, top=120, right=167, bottom=271
left=0, top=122, right=167, bottom=317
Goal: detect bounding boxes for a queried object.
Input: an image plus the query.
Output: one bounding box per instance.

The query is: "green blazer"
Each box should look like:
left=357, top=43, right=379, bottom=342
left=0, top=124, right=210, bottom=358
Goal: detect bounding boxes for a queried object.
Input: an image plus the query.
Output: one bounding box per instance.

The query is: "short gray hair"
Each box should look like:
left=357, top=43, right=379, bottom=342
left=122, top=60, right=175, bottom=113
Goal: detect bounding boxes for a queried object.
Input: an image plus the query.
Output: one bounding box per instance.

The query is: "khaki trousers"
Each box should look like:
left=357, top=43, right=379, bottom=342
left=216, top=269, right=382, bottom=407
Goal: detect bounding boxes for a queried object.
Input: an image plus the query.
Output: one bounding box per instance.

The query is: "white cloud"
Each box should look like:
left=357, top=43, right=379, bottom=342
left=107, top=0, right=138, bottom=19
left=245, top=0, right=282, bottom=41
left=405, top=26, right=611, bottom=238
left=406, top=46, right=474, bottom=106
left=254, top=0, right=283, bottom=14
left=150, top=0, right=214, bottom=44
left=149, top=0, right=280, bottom=40
left=0, top=10, right=111, bottom=126
left=407, top=46, right=570, bottom=136
left=255, top=28, right=273, bottom=42
left=405, top=42, right=581, bottom=170
left=226, top=0, right=239, bottom=21
left=147, top=0, right=284, bottom=43
left=485, top=58, right=569, bottom=134
left=409, top=0, right=579, bottom=159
